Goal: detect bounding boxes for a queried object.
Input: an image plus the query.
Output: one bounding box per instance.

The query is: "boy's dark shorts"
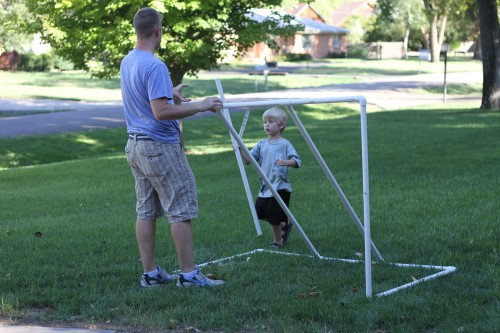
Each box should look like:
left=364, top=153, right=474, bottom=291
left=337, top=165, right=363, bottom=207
left=255, top=190, right=291, bottom=226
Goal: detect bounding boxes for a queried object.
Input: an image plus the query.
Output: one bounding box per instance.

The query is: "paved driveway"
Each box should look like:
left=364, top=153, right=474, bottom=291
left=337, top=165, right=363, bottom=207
left=0, top=72, right=481, bottom=138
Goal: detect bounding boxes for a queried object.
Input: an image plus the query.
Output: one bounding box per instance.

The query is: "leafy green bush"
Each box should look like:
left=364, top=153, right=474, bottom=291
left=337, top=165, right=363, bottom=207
left=19, top=51, right=73, bottom=72
left=327, top=51, right=346, bottom=59
left=282, top=53, right=311, bottom=62
left=347, top=44, right=368, bottom=59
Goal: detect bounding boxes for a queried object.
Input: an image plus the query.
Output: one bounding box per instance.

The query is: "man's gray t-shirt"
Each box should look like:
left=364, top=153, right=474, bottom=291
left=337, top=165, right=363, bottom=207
left=250, top=138, right=301, bottom=198
left=120, top=49, right=180, bottom=143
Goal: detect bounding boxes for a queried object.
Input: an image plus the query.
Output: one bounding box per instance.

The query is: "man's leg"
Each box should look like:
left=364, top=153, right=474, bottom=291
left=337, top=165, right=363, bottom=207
left=136, top=218, right=157, bottom=273
left=171, top=221, right=195, bottom=273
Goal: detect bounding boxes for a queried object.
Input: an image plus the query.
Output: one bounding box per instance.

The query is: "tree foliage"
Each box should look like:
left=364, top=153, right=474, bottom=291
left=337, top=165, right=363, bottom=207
left=422, top=0, right=475, bottom=62
left=0, top=0, right=33, bottom=52
left=367, top=0, right=478, bottom=60
left=24, top=0, right=303, bottom=84
left=366, top=0, right=427, bottom=52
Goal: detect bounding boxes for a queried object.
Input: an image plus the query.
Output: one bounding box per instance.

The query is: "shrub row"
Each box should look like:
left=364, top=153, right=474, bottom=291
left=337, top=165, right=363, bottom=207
left=0, top=51, right=75, bottom=72
left=19, top=51, right=74, bottom=71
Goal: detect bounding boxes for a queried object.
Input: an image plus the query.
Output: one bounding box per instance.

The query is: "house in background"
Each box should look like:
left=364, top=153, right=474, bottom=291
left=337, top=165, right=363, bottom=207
left=331, top=1, right=375, bottom=27
left=244, top=4, right=349, bottom=62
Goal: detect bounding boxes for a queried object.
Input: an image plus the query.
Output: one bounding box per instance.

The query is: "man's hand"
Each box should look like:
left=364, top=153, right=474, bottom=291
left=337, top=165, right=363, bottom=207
left=201, top=96, right=223, bottom=113
left=173, top=84, right=191, bottom=104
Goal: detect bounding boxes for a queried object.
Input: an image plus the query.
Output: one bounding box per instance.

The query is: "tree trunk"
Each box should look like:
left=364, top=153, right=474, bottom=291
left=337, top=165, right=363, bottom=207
left=438, top=14, right=447, bottom=47
left=167, top=63, right=186, bottom=87
left=430, top=14, right=440, bottom=63
left=477, top=0, right=500, bottom=109
left=473, top=35, right=482, bottom=60
left=420, top=27, right=430, bottom=51
left=403, top=28, right=410, bottom=59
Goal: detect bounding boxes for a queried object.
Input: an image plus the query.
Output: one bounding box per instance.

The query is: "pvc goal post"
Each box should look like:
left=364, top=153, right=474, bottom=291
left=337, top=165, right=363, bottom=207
left=212, top=79, right=456, bottom=298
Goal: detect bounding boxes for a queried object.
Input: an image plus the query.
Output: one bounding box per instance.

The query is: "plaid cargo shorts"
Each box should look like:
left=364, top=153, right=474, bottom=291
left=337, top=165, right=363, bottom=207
left=125, top=139, right=198, bottom=223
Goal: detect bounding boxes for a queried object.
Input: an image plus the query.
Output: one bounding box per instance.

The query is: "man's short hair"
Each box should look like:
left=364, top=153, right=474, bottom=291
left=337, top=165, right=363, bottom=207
left=133, top=7, right=163, bottom=39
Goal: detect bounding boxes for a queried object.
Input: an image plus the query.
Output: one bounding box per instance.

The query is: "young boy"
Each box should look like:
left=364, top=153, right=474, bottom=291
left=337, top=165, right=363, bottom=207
left=239, top=106, right=301, bottom=248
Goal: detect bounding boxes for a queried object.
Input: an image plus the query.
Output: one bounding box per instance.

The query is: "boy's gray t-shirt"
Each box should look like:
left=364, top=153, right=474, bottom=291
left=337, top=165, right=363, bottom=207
left=250, top=138, right=301, bottom=198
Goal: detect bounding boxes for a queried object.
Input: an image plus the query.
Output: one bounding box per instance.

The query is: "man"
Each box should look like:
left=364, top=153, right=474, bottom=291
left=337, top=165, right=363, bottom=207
left=120, top=7, right=224, bottom=287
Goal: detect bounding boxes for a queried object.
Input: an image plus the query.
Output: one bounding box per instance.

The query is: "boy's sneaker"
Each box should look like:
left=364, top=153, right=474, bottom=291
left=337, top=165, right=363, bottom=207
left=270, top=242, right=283, bottom=249
left=176, top=267, right=224, bottom=287
left=140, top=266, right=178, bottom=288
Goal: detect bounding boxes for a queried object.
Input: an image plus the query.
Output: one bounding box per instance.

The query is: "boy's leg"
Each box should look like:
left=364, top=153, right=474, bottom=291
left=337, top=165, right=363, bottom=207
left=281, top=220, right=293, bottom=245
left=271, top=222, right=286, bottom=245
left=270, top=191, right=292, bottom=246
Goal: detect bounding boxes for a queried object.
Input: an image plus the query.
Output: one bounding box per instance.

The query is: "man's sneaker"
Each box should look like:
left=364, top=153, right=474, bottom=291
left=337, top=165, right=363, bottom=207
left=176, top=267, right=224, bottom=287
left=140, top=266, right=178, bottom=288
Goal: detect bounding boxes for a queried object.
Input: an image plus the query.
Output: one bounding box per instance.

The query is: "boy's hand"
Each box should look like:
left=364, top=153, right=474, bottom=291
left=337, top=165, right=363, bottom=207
left=276, top=159, right=297, bottom=167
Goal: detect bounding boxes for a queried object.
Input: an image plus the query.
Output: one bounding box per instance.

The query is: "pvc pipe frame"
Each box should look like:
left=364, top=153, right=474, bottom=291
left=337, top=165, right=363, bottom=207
left=213, top=82, right=456, bottom=298
left=215, top=82, right=376, bottom=296
left=216, top=81, right=262, bottom=236
left=195, top=249, right=456, bottom=298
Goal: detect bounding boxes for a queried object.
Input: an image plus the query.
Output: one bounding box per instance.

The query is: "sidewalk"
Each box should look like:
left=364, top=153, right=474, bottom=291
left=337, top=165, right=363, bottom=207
left=0, top=326, right=114, bottom=333
left=0, top=72, right=481, bottom=138
left=0, top=101, right=125, bottom=138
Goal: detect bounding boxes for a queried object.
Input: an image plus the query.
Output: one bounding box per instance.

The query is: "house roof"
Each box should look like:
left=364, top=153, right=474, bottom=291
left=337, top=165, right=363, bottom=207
left=296, top=16, right=349, bottom=34
left=289, top=3, right=326, bottom=23
left=248, top=8, right=349, bottom=34
left=331, top=1, right=375, bottom=26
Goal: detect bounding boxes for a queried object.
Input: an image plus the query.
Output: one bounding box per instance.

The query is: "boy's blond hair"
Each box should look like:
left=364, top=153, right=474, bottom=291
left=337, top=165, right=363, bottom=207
left=262, top=106, right=287, bottom=133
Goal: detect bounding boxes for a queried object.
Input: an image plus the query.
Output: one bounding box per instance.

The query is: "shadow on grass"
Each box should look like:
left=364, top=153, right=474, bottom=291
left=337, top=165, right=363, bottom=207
left=0, top=109, right=71, bottom=118
left=17, top=72, right=121, bottom=89
left=2, top=104, right=498, bottom=171
left=419, top=83, right=482, bottom=95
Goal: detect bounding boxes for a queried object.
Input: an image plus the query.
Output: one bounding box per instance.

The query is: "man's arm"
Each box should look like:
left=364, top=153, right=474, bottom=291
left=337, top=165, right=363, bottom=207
left=150, top=96, right=222, bottom=120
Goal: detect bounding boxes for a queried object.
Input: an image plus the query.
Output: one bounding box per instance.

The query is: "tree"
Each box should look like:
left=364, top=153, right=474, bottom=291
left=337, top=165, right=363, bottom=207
left=0, top=0, right=33, bottom=53
left=24, top=0, right=302, bottom=85
left=477, top=0, right=500, bottom=109
left=422, top=0, right=474, bottom=62
left=367, top=0, right=427, bottom=57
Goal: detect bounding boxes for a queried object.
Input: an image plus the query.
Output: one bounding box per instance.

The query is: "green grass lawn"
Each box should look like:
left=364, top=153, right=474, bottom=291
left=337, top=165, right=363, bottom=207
left=1, top=102, right=499, bottom=332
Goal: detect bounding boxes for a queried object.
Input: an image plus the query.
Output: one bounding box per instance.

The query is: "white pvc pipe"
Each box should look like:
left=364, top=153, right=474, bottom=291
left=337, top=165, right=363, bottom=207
left=284, top=101, right=374, bottom=297
left=375, top=265, right=456, bottom=297
left=215, top=79, right=262, bottom=236
left=239, top=110, right=251, bottom=138
left=218, top=94, right=376, bottom=297
left=359, top=100, right=372, bottom=298
left=222, top=96, right=367, bottom=110
left=194, top=247, right=456, bottom=299
left=283, top=105, right=383, bottom=262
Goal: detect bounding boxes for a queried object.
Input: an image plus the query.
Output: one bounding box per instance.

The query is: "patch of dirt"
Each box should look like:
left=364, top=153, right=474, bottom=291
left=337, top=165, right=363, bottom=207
left=0, top=309, right=258, bottom=333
